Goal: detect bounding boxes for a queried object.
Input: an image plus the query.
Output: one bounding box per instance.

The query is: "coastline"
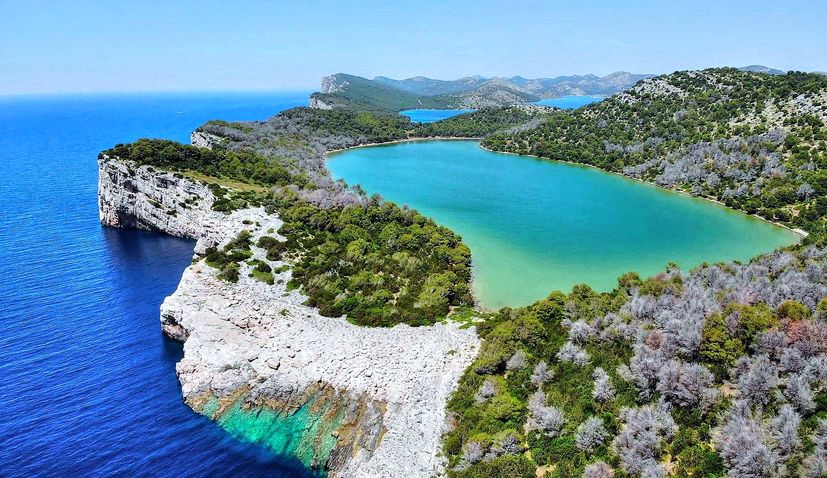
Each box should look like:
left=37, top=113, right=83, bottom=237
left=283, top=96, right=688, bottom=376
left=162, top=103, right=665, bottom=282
left=324, top=136, right=481, bottom=155
left=324, top=136, right=806, bottom=241
left=321, top=136, right=805, bottom=312
left=477, top=143, right=808, bottom=240
left=98, top=155, right=481, bottom=477
left=398, top=108, right=476, bottom=112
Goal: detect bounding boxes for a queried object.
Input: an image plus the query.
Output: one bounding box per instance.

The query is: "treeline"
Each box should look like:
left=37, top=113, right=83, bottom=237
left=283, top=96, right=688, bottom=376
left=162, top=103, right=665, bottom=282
left=199, top=106, right=551, bottom=151
left=190, top=106, right=552, bottom=195
left=427, top=106, right=550, bottom=138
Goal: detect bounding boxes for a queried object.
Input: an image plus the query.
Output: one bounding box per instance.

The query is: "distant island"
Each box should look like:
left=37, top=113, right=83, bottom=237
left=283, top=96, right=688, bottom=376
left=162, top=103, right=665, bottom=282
left=309, top=71, right=654, bottom=111
left=307, top=66, right=792, bottom=112
left=99, top=67, right=827, bottom=478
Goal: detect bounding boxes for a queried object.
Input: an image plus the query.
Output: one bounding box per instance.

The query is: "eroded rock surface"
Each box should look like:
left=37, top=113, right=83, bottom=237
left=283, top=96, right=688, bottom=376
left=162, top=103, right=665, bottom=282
left=98, top=156, right=480, bottom=477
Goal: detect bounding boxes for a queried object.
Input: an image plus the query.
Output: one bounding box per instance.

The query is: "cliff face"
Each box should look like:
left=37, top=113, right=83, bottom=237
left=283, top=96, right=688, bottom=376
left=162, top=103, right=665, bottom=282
left=320, top=75, right=349, bottom=94
left=309, top=97, right=334, bottom=110
left=97, top=156, right=480, bottom=477
left=98, top=156, right=231, bottom=254
left=190, top=131, right=223, bottom=149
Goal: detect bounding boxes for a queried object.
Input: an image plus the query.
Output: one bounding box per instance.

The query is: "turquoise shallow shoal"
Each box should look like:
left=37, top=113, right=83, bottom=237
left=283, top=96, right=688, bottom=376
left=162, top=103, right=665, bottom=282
left=327, top=140, right=799, bottom=309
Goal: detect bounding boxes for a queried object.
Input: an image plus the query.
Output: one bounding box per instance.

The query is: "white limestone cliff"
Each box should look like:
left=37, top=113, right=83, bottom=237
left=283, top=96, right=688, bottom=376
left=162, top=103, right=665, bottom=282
left=97, top=155, right=480, bottom=477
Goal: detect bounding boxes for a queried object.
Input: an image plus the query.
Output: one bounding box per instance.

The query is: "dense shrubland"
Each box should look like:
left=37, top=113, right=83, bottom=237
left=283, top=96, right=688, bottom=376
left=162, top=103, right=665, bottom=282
left=426, top=105, right=551, bottom=138
left=101, top=140, right=473, bottom=326
left=484, top=68, right=827, bottom=241
left=444, top=69, right=827, bottom=478
left=102, top=138, right=304, bottom=188
left=445, top=248, right=827, bottom=478
left=264, top=190, right=472, bottom=326
left=188, top=106, right=550, bottom=201
left=101, top=69, right=827, bottom=477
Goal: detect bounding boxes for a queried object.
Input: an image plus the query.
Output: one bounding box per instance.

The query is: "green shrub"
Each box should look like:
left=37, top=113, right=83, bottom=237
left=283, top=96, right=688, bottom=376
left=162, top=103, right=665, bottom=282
left=449, top=454, right=536, bottom=478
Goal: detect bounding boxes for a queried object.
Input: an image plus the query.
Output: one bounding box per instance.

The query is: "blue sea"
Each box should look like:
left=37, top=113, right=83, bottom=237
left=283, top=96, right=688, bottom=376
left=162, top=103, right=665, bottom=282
left=0, top=92, right=318, bottom=477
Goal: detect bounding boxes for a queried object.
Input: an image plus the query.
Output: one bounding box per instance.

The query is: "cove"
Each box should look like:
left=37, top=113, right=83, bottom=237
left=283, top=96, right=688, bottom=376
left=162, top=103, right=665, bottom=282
left=327, top=140, right=799, bottom=309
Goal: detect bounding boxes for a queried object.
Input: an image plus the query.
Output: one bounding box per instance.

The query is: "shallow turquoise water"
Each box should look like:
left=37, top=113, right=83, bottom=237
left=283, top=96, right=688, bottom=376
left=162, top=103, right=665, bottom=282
left=535, top=95, right=604, bottom=109
left=327, top=140, right=799, bottom=309
left=400, top=108, right=475, bottom=123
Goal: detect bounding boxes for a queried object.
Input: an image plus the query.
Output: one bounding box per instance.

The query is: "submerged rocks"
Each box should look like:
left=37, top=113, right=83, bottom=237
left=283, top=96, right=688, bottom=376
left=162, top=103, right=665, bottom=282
left=161, top=254, right=479, bottom=476
left=98, top=156, right=481, bottom=477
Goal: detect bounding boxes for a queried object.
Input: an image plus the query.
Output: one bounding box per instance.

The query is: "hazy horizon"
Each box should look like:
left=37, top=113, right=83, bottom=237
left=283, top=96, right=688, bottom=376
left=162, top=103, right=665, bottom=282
left=2, top=0, right=825, bottom=95
left=0, top=68, right=779, bottom=99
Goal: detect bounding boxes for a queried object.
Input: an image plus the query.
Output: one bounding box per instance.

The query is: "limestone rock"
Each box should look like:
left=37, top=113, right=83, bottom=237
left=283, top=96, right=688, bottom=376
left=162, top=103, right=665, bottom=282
left=98, top=156, right=481, bottom=477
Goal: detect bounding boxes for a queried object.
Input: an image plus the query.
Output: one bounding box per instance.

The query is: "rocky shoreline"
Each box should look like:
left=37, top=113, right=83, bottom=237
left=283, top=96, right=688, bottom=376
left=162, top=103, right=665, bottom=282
left=98, top=155, right=480, bottom=477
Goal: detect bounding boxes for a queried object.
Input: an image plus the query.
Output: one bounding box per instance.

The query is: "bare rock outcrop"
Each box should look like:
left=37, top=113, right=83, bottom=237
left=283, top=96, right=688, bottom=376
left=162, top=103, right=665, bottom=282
left=98, top=155, right=480, bottom=477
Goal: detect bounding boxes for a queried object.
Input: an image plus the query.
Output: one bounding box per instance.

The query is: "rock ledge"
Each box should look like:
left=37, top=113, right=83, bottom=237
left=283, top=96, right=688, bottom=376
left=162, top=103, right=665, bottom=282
left=97, top=155, right=480, bottom=477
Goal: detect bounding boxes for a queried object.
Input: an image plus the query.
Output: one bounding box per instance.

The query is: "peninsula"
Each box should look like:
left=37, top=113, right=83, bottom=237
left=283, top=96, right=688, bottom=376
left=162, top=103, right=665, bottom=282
left=99, top=67, right=827, bottom=478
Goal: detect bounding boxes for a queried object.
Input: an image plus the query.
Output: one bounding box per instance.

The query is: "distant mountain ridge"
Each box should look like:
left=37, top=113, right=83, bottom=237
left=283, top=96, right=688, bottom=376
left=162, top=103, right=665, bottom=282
left=738, top=65, right=786, bottom=75
left=371, top=72, right=653, bottom=97
left=310, top=71, right=654, bottom=111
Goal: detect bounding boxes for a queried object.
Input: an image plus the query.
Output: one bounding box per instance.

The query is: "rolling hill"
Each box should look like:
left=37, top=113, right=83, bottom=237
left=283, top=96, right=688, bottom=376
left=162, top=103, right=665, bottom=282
left=309, top=71, right=653, bottom=111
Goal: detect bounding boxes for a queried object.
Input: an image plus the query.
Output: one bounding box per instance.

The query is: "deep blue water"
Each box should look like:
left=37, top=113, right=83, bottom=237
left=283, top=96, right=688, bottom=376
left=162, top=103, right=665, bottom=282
left=399, top=108, right=475, bottom=123
left=534, top=95, right=604, bottom=109
left=0, top=92, right=318, bottom=477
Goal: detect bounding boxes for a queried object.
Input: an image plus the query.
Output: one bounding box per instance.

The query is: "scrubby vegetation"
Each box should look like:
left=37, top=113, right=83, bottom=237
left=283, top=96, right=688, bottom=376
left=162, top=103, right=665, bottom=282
left=441, top=69, right=827, bottom=477
left=484, top=68, right=827, bottom=241
left=203, top=230, right=254, bottom=283
left=101, top=67, right=827, bottom=477
left=102, top=138, right=304, bottom=188
left=426, top=106, right=551, bottom=138
left=100, top=106, right=540, bottom=326
left=181, top=106, right=551, bottom=207
left=265, top=191, right=471, bottom=326
left=444, top=248, right=827, bottom=478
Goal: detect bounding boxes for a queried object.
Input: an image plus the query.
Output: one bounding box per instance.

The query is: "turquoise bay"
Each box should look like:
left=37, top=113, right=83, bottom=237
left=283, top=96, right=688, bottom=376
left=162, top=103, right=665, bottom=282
left=327, top=140, right=799, bottom=309
left=400, top=109, right=475, bottom=123
left=535, top=95, right=604, bottom=109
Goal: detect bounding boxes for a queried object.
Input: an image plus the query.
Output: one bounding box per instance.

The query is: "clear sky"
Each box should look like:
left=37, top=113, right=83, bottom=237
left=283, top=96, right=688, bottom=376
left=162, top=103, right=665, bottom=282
left=1, top=0, right=825, bottom=95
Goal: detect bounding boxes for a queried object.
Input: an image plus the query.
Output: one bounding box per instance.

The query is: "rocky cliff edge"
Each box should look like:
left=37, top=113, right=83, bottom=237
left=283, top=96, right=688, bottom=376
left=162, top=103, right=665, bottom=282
left=97, top=154, right=480, bottom=477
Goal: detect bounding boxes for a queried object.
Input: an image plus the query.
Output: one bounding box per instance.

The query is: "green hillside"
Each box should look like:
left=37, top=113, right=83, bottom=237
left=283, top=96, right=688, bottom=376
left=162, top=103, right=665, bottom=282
left=101, top=68, right=827, bottom=478
left=310, top=73, right=459, bottom=111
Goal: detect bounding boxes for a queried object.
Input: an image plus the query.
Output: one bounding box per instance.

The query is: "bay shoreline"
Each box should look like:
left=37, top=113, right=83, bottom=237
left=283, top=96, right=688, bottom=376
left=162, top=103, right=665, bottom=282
left=323, top=136, right=807, bottom=240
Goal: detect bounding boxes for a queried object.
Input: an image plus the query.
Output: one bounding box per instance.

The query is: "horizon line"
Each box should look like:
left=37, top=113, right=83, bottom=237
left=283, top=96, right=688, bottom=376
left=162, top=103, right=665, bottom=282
left=4, top=64, right=823, bottom=98
left=0, top=87, right=317, bottom=100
